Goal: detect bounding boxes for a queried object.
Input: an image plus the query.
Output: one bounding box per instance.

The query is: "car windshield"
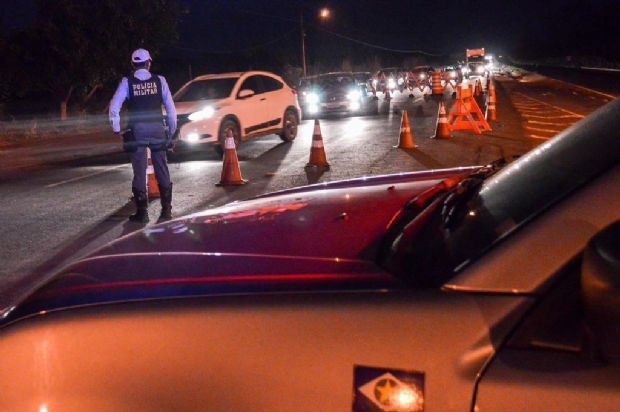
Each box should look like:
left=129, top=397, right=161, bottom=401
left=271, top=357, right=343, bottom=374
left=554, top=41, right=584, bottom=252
left=353, top=73, right=369, bottom=83
left=380, top=102, right=620, bottom=287
left=316, top=75, right=356, bottom=90
left=174, top=77, right=239, bottom=102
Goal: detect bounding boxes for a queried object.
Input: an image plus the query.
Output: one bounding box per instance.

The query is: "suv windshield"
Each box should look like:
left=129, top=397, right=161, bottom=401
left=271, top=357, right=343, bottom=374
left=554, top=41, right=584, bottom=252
left=174, top=77, right=239, bottom=102
left=380, top=102, right=620, bottom=287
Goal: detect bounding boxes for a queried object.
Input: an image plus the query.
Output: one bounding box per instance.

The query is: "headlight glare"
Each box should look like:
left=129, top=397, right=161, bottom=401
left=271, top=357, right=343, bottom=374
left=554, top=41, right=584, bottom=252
left=307, top=93, right=319, bottom=104
left=347, top=90, right=361, bottom=100
left=188, top=107, right=215, bottom=121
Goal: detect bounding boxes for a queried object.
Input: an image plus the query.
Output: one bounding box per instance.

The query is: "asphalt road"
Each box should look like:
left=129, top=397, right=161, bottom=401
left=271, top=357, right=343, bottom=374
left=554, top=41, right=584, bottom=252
left=0, top=69, right=612, bottom=309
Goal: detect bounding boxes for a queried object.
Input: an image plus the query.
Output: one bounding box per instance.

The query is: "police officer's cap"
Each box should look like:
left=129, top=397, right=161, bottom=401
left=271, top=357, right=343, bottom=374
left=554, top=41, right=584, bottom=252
left=131, top=49, right=152, bottom=64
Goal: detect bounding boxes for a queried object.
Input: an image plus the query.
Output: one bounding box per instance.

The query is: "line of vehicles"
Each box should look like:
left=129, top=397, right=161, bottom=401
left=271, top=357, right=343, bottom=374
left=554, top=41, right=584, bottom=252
left=168, top=49, right=498, bottom=157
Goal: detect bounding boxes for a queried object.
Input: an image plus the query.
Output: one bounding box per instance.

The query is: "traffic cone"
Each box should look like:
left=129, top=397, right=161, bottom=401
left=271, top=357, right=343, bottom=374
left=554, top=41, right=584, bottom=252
left=474, top=79, right=481, bottom=97
left=216, top=130, right=247, bottom=186
left=487, top=90, right=497, bottom=121
left=432, top=102, right=451, bottom=139
left=306, top=118, right=330, bottom=167
left=146, top=147, right=160, bottom=198
left=394, top=110, right=416, bottom=148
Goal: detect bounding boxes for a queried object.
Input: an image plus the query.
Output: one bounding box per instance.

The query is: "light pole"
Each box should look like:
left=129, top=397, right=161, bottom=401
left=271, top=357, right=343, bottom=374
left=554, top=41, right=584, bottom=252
left=300, top=7, right=329, bottom=78
left=300, top=8, right=307, bottom=77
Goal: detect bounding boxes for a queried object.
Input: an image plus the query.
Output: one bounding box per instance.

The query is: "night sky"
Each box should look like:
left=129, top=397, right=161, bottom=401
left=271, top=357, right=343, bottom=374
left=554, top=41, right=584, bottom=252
left=1, top=0, right=613, bottom=68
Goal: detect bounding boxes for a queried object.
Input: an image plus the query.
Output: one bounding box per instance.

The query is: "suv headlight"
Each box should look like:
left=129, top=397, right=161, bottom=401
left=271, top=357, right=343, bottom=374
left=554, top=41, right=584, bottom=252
left=306, top=93, right=319, bottom=104
left=188, top=106, right=215, bottom=121
left=347, top=90, right=361, bottom=100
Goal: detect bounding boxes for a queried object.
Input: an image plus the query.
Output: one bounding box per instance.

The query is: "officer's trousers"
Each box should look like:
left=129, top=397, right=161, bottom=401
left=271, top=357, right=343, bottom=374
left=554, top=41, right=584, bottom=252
left=129, top=123, right=171, bottom=192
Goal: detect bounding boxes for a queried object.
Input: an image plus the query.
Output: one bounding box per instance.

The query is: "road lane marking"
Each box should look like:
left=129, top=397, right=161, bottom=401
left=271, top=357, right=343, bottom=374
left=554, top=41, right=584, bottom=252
left=525, top=126, right=562, bottom=133
left=45, top=164, right=128, bottom=188
left=527, top=120, right=574, bottom=126
left=514, top=93, right=585, bottom=118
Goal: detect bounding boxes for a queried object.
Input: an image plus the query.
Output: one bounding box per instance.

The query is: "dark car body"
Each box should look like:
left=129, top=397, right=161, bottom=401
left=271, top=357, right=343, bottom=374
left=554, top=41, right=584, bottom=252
left=302, top=72, right=364, bottom=117
left=2, top=97, right=620, bottom=410
left=374, top=67, right=407, bottom=92
left=352, top=71, right=373, bottom=95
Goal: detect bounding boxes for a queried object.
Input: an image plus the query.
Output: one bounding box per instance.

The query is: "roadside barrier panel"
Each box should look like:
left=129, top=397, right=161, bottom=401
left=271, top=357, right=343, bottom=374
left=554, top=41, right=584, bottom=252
left=447, top=85, right=491, bottom=134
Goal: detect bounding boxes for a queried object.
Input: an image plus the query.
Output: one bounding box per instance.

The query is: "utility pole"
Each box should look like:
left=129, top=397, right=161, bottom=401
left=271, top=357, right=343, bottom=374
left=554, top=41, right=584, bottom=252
left=300, top=8, right=306, bottom=77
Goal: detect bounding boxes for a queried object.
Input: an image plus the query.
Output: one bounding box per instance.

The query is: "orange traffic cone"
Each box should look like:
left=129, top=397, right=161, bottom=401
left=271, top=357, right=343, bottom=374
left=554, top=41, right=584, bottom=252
left=216, top=130, right=247, bottom=186
left=306, top=118, right=330, bottom=167
left=474, top=79, right=481, bottom=97
left=146, top=147, right=160, bottom=198
left=432, top=102, right=451, bottom=139
left=394, top=110, right=416, bottom=148
left=487, top=90, right=497, bottom=121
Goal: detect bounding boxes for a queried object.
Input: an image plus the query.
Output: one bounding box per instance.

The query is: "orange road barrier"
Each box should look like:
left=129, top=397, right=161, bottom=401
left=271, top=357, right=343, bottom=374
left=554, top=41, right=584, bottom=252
left=146, top=147, right=160, bottom=198
left=488, top=79, right=497, bottom=102
left=432, top=102, right=451, bottom=139
left=216, top=130, right=247, bottom=186
left=306, top=118, right=330, bottom=167
left=486, top=77, right=497, bottom=121
left=431, top=71, right=443, bottom=96
left=447, top=85, right=492, bottom=135
left=474, top=79, right=482, bottom=97
left=394, top=110, right=417, bottom=148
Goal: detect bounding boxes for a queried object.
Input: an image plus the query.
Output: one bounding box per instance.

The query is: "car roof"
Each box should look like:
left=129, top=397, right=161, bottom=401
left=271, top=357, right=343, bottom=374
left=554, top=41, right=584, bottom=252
left=317, top=71, right=355, bottom=77
left=190, top=70, right=283, bottom=82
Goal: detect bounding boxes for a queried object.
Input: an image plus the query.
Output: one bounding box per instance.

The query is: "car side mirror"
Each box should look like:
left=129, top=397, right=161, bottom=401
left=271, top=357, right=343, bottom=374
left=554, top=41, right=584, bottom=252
left=581, top=220, right=620, bottom=364
left=238, top=89, right=255, bottom=99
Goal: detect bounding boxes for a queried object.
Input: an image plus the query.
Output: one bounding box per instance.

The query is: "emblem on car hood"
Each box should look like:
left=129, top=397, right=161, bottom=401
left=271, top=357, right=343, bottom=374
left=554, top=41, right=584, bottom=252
left=353, top=365, right=425, bottom=411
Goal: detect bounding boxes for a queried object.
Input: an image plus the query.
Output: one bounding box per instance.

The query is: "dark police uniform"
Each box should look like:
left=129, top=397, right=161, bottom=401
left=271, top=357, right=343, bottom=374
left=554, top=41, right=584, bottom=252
left=109, top=50, right=177, bottom=223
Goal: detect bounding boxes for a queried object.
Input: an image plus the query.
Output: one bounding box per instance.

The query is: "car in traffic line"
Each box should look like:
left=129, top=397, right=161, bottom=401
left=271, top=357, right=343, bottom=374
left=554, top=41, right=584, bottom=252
left=172, top=70, right=301, bottom=156
left=1, top=97, right=620, bottom=410
left=352, top=71, right=373, bottom=96
left=463, top=62, right=488, bottom=78
left=302, top=72, right=364, bottom=117
left=374, top=67, right=407, bottom=93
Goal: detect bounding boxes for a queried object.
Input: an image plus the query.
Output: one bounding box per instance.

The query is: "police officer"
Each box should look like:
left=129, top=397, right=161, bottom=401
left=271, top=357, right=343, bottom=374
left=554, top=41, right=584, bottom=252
left=109, top=48, right=177, bottom=223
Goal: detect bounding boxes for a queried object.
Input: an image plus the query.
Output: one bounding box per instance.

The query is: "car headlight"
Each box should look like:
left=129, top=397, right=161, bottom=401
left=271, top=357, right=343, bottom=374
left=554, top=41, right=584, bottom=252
left=388, top=78, right=396, bottom=88
left=450, top=71, right=457, bottom=78
left=462, top=67, right=469, bottom=74
left=188, top=106, right=215, bottom=121
left=347, top=90, right=361, bottom=100
left=373, top=79, right=378, bottom=86
left=420, top=73, right=425, bottom=79
left=306, top=93, right=319, bottom=104
left=477, top=65, right=485, bottom=74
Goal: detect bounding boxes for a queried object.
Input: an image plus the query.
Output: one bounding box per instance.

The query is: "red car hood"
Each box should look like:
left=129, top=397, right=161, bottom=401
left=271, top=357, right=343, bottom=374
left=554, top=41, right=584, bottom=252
left=1, top=168, right=476, bottom=327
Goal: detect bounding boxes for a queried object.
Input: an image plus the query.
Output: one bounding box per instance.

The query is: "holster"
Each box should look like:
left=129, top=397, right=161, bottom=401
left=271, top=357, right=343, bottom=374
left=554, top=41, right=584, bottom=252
left=122, top=129, right=137, bottom=153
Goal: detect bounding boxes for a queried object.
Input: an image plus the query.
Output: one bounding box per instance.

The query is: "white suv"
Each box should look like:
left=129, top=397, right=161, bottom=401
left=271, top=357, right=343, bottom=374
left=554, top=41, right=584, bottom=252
left=172, top=71, right=301, bottom=156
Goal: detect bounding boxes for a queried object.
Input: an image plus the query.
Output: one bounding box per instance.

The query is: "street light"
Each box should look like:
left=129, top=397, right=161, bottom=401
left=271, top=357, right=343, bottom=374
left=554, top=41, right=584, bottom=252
left=300, top=7, right=329, bottom=77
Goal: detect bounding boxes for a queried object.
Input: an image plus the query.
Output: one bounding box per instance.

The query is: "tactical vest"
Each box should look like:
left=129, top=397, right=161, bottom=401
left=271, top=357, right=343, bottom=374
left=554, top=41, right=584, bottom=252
left=127, top=75, right=164, bottom=125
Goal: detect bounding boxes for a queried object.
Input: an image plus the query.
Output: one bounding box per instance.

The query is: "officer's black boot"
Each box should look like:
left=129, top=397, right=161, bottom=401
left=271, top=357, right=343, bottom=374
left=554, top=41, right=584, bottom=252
left=129, top=187, right=149, bottom=223
left=158, top=183, right=173, bottom=221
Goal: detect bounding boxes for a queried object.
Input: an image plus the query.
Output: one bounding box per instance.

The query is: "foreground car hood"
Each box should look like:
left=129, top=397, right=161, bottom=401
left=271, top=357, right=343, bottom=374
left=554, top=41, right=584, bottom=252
left=2, top=168, right=476, bottom=327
